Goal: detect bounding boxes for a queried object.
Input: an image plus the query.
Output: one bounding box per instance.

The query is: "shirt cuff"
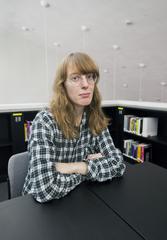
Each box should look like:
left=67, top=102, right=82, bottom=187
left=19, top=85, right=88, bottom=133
left=85, top=159, right=99, bottom=181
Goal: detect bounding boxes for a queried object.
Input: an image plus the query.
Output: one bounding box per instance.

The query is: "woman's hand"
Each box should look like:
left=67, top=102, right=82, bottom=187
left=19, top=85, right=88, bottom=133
left=86, top=153, right=103, bottom=160
left=56, top=162, right=88, bottom=175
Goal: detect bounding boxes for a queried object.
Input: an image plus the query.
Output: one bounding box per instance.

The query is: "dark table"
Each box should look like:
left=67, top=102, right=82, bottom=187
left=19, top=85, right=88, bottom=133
left=88, top=162, right=167, bottom=240
left=0, top=183, right=142, bottom=240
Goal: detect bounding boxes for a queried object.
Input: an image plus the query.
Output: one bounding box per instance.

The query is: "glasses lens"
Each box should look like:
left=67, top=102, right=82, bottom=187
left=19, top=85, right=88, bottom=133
left=86, top=73, right=97, bottom=83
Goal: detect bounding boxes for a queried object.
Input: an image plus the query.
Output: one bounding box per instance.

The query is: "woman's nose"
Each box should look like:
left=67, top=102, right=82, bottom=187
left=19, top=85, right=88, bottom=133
left=80, top=76, right=89, bottom=87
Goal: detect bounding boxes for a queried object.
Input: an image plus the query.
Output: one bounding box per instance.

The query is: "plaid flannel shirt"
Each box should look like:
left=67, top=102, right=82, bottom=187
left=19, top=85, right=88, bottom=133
left=22, top=109, right=126, bottom=203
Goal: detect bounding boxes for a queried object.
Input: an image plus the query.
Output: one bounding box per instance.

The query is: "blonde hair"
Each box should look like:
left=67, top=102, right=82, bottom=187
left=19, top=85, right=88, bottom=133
left=50, top=52, right=109, bottom=139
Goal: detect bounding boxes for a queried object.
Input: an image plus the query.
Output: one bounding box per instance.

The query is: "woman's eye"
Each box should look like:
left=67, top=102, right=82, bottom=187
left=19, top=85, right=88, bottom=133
left=72, top=75, right=80, bottom=81
left=87, top=73, right=93, bottom=79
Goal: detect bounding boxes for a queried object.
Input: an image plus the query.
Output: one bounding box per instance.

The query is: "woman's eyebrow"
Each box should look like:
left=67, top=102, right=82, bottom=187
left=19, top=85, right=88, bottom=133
left=69, top=72, right=80, bottom=76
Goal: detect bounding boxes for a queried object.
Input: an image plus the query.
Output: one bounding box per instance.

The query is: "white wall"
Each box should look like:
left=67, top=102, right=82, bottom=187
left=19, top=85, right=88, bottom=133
left=1, top=0, right=167, bottom=104
left=0, top=31, right=48, bottom=104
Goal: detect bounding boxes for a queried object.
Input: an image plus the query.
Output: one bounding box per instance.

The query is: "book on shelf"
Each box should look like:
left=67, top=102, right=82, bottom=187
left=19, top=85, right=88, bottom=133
left=123, top=139, right=152, bottom=162
left=24, top=121, right=32, bottom=142
left=142, top=117, right=158, bottom=137
left=124, top=115, right=134, bottom=131
left=124, top=115, right=158, bottom=137
left=141, top=143, right=152, bottom=162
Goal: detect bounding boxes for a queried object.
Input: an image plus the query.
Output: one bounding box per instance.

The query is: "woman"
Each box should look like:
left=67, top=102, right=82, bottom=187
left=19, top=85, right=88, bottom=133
left=22, top=52, right=126, bottom=203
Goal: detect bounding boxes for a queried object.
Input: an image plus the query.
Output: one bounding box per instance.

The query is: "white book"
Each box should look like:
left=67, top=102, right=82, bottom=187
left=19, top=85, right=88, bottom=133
left=142, top=117, right=158, bottom=137
left=124, top=115, right=134, bottom=131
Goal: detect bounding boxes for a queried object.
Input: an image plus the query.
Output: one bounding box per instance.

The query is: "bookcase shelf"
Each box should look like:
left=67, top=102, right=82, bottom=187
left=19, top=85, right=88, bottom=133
left=123, top=153, right=143, bottom=163
left=0, top=110, right=38, bottom=182
left=123, top=130, right=167, bottom=147
left=147, top=136, right=167, bottom=146
left=103, top=105, right=167, bottom=169
left=124, top=130, right=147, bottom=138
left=0, top=142, right=12, bottom=147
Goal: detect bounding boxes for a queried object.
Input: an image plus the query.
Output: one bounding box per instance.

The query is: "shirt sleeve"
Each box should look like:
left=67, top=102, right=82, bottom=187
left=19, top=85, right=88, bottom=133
left=86, top=128, right=126, bottom=182
left=23, top=113, right=83, bottom=203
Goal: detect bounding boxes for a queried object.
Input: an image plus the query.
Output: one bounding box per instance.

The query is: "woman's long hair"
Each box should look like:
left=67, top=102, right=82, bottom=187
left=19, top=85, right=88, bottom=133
left=50, top=52, right=109, bottom=139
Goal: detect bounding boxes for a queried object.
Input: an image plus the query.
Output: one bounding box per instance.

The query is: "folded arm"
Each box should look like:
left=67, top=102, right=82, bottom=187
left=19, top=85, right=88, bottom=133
left=85, top=128, right=126, bottom=182
left=55, top=128, right=126, bottom=182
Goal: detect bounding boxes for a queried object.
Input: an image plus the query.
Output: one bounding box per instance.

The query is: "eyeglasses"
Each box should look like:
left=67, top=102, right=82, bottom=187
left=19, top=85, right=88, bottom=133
left=67, top=73, right=97, bottom=85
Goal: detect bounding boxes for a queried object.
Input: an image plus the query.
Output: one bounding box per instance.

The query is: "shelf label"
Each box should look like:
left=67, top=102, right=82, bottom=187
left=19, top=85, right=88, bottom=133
left=118, top=107, right=124, bottom=110
left=12, top=113, right=23, bottom=123
left=12, top=113, right=23, bottom=117
left=118, top=106, right=124, bottom=115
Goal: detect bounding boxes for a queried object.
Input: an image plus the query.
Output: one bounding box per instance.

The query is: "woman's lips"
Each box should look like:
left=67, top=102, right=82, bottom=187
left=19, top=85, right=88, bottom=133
left=79, top=93, right=91, bottom=98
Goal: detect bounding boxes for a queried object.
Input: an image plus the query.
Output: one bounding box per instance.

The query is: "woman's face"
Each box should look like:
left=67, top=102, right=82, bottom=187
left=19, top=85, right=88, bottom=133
left=64, top=65, right=96, bottom=111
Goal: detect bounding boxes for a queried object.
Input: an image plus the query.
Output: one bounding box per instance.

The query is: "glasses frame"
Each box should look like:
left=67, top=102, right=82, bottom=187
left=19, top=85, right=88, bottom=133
left=67, top=73, right=97, bottom=86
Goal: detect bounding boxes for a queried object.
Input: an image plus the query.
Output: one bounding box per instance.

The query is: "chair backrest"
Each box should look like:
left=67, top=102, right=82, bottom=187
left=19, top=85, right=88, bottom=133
left=8, top=151, right=29, bottom=199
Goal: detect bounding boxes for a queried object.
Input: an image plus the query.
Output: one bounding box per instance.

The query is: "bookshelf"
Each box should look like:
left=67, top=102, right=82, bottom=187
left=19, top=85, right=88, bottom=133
left=0, top=107, right=42, bottom=182
left=103, top=102, right=167, bottom=169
